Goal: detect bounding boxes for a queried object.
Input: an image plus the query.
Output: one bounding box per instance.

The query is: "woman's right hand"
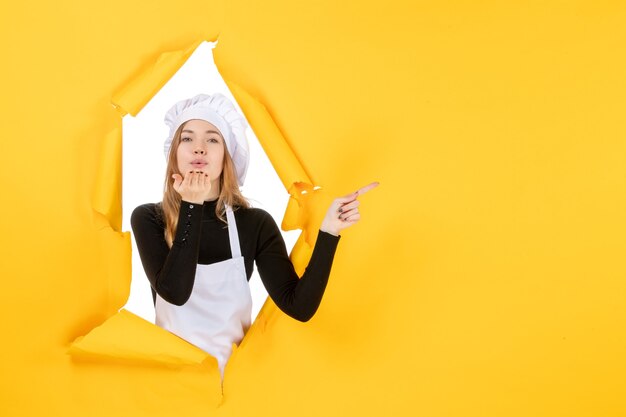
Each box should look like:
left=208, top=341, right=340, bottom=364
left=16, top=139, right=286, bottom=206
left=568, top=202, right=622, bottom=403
left=172, top=171, right=212, bottom=204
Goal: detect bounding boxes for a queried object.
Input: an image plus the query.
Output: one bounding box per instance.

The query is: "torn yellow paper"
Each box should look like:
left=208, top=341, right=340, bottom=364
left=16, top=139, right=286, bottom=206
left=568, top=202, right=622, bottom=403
left=227, top=81, right=328, bottom=248
left=112, top=40, right=206, bottom=117
left=226, top=80, right=313, bottom=190
left=69, top=309, right=213, bottom=367
left=92, top=127, right=123, bottom=231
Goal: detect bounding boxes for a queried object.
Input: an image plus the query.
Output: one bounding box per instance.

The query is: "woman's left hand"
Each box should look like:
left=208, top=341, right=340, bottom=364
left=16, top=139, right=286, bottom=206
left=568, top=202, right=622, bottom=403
left=320, top=182, right=379, bottom=236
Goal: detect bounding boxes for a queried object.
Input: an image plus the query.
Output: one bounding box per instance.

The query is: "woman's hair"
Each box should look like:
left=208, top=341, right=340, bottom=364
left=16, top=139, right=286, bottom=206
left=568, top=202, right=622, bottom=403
left=160, top=121, right=250, bottom=247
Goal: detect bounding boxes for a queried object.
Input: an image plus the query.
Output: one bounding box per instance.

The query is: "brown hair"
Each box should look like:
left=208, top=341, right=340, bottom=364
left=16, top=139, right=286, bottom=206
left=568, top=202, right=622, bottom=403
left=160, top=121, right=250, bottom=247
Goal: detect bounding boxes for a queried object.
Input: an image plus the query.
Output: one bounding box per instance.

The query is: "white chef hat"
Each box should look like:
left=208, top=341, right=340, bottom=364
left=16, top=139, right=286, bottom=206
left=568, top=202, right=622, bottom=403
left=163, top=93, right=250, bottom=186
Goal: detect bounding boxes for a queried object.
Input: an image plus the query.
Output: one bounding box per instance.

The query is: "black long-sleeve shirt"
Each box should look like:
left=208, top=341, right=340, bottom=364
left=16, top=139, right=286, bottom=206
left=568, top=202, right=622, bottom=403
left=130, top=199, right=340, bottom=322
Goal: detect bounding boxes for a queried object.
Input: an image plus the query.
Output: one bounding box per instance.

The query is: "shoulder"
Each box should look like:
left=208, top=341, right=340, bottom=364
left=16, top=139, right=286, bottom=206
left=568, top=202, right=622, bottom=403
left=233, top=206, right=282, bottom=240
left=234, top=206, right=278, bottom=226
left=234, top=206, right=286, bottom=254
left=130, top=202, right=164, bottom=229
left=235, top=205, right=274, bottom=220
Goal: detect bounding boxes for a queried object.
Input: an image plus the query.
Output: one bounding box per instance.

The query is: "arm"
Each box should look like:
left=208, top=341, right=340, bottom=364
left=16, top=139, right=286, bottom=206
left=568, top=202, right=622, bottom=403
left=130, top=201, right=203, bottom=306
left=255, top=212, right=340, bottom=322
left=256, top=182, right=379, bottom=321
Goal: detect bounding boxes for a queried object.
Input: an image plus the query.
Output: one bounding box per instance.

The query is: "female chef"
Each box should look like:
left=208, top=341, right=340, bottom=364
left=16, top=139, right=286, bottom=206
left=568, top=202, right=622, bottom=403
left=130, top=93, right=378, bottom=378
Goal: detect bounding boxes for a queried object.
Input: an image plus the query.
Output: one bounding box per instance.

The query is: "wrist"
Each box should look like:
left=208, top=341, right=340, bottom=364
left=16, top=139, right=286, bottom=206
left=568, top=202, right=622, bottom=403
left=320, top=227, right=339, bottom=237
left=320, top=219, right=340, bottom=236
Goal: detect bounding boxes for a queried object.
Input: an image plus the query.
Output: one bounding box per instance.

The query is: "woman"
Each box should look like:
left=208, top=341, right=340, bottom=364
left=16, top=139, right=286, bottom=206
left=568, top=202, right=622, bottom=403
left=130, top=93, right=377, bottom=378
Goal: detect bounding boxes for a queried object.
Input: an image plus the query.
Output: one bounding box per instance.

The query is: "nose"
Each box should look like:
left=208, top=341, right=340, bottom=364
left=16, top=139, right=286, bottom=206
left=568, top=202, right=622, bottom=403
left=193, top=143, right=207, bottom=155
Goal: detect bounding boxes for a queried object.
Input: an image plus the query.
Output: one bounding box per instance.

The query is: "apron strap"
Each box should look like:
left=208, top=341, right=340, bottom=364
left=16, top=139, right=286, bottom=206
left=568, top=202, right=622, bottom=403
left=225, top=204, right=241, bottom=258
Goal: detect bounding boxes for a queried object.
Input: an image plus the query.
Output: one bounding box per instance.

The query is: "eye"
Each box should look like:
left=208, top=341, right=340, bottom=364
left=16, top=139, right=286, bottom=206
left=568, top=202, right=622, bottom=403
left=208, top=138, right=220, bottom=143
left=181, top=137, right=192, bottom=142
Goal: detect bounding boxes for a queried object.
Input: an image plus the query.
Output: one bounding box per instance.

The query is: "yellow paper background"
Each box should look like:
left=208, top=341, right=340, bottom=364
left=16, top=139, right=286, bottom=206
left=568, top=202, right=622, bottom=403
left=1, top=1, right=625, bottom=416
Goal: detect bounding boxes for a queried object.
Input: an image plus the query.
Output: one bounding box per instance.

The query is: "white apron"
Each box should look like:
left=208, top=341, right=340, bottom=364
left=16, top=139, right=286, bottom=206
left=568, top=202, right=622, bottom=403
left=155, top=204, right=252, bottom=378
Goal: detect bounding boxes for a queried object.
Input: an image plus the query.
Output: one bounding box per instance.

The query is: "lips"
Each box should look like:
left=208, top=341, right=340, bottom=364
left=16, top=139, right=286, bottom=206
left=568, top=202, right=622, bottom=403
left=191, top=159, right=207, bottom=168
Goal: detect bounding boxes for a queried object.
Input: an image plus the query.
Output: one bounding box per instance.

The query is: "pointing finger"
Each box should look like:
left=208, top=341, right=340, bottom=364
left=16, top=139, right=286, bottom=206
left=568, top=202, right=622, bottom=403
left=336, top=181, right=380, bottom=204
left=355, top=181, right=380, bottom=197
left=336, top=191, right=359, bottom=204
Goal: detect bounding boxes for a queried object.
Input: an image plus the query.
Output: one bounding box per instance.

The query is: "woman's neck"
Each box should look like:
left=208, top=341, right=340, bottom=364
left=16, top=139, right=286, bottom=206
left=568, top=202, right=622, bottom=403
left=206, top=180, right=220, bottom=201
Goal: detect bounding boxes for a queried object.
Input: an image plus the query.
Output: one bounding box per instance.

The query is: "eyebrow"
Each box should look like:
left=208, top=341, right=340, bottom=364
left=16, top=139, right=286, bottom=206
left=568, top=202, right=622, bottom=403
left=181, top=129, right=221, bottom=135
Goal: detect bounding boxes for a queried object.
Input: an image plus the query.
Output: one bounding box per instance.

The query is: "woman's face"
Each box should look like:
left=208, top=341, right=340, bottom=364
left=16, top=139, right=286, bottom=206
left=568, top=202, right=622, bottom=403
left=176, top=119, right=225, bottom=184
